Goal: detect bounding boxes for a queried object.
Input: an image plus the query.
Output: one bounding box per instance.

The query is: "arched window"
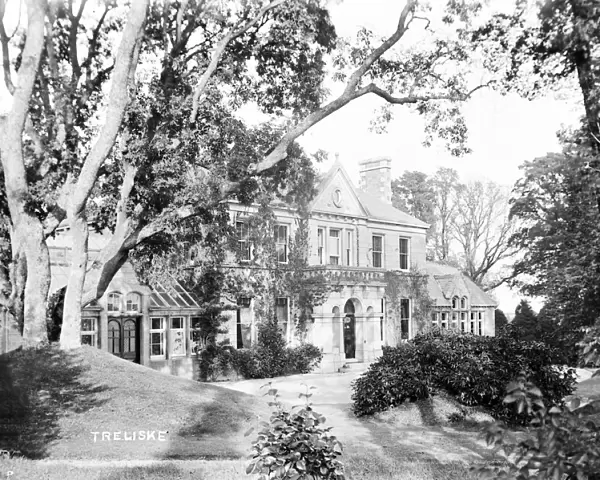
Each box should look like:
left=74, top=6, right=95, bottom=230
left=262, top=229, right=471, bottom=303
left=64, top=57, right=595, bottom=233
left=126, top=292, right=141, bottom=312
left=452, top=296, right=459, bottom=309
left=460, top=297, right=467, bottom=309
left=107, top=292, right=122, bottom=312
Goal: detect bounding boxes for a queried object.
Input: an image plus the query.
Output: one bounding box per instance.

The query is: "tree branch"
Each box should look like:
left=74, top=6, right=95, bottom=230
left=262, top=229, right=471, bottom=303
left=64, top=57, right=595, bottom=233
left=0, top=0, right=14, bottom=94
left=70, top=0, right=147, bottom=214
left=189, top=0, right=286, bottom=122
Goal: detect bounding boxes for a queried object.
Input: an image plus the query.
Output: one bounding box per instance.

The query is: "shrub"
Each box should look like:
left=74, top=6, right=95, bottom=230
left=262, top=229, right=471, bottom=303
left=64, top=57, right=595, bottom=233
left=351, top=344, right=431, bottom=416
left=351, top=329, right=576, bottom=423
left=286, top=344, right=323, bottom=374
left=246, top=384, right=345, bottom=480
left=196, top=319, right=323, bottom=381
left=253, top=318, right=289, bottom=378
left=475, top=372, right=600, bottom=480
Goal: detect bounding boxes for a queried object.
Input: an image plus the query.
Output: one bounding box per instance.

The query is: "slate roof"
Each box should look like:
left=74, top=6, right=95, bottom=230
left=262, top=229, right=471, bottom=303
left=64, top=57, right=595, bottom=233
left=356, top=190, right=429, bottom=228
left=424, top=262, right=497, bottom=307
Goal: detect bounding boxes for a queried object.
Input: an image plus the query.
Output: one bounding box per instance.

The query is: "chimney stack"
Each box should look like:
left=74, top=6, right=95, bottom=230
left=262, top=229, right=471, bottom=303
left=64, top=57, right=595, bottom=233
left=358, top=157, right=392, bottom=205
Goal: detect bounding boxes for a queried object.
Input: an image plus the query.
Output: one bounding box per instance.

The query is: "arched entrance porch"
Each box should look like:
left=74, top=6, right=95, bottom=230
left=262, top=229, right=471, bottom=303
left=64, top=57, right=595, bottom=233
left=343, top=298, right=362, bottom=360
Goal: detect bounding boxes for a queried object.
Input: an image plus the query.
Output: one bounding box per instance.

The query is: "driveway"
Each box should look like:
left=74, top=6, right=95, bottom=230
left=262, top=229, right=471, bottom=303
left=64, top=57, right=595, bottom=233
left=220, top=369, right=493, bottom=464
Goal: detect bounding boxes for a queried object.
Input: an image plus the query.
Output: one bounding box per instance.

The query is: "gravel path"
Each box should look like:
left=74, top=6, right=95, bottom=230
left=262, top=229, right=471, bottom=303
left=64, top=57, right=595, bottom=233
left=220, top=369, right=494, bottom=464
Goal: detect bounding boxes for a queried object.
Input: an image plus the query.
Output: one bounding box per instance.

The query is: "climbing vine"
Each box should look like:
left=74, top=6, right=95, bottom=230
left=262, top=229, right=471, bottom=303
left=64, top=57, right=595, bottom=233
left=384, top=268, right=433, bottom=344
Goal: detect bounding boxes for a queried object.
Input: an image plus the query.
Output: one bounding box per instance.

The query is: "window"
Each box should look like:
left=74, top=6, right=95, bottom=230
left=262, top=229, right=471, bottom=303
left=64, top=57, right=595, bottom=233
left=399, top=238, right=409, bottom=270
left=125, top=292, right=141, bottom=312
left=451, top=296, right=459, bottom=309
left=274, top=225, right=288, bottom=263
left=108, top=319, right=120, bottom=354
left=372, top=235, right=383, bottom=268
left=276, top=297, right=289, bottom=338
left=441, top=312, right=448, bottom=329
left=460, top=312, right=467, bottom=332
left=236, top=221, right=251, bottom=261
left=431, top=312, right=438, bottom=328
left=170, top=317, right=186, bottom=356
left=470, top=319, right=476, bottom=334
left=461, top=297, right=467, bottom=309
left=400, top=299, right=410, bottom=339
left=81, top=318, right=98, bottom=347
left=150, top=317, right=165, bottom=357
left=452, top=312, right=458, bottom=329
left=190, top=316, right=209, bottom=355
left=238, top=297, right=251, bottom=308
left=123, top=319, right=136, bottom=354
left=346, top=231, right=353, bottom=266
left=107, top=292, right=122, bottom=312
left=478, top=312, right=484, bottom=335
left=328, top=229, right=340, bottom=265
left=317, top=228, right=324, bottom=264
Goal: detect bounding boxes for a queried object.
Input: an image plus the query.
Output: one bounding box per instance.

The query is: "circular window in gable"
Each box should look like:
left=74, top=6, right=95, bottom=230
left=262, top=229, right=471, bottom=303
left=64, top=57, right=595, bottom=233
left=332, top=188, right=343, bottom=207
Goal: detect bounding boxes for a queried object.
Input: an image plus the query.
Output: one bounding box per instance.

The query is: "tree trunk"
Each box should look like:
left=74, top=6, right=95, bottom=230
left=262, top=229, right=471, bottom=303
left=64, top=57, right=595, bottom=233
left=7, top=215, right=51, bottom=346
left=59, top=213, right=88, bottom=349
left=0, top=0, right=47, bottom=345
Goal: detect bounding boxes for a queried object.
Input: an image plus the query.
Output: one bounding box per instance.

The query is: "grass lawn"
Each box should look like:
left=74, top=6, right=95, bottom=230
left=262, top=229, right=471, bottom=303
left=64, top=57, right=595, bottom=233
left=0, top=345, right=270, bottom=461
left=0, top=345, right=496, bottom=479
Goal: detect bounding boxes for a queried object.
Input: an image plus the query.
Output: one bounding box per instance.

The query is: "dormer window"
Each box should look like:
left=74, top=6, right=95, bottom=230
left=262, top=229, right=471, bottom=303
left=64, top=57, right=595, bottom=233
left=126, top=292, right=141, bottom=312
left=107, top=292, right=122, bottom=312
left=460, top=296, right=467, bottom=309
left=451, top=296, right=459, bottom=310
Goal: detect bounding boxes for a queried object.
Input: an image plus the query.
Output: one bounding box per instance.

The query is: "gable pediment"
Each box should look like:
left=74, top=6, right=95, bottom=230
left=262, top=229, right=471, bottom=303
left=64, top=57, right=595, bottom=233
left=310, top=165, right=367, bottom=218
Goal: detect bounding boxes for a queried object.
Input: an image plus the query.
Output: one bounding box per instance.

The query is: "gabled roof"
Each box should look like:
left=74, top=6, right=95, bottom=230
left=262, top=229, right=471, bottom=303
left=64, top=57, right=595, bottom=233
left=424, top=262, right=497, bottom=307
left=356, top=190, right=429, bottom=228
left=311, top=161, right=429, bottom=229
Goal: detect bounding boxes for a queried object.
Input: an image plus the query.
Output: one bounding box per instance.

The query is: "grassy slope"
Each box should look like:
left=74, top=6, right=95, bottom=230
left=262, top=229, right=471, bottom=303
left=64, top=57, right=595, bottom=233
left=0, top=345, right=269, bottom=461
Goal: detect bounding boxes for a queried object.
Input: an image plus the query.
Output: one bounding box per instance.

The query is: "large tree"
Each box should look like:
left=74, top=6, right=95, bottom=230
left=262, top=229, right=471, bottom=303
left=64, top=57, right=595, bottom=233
left=0, top=0, right=514, bottom=348
left=510, top=131, right=600, bottom=328
left=450, top=180, right=515, bottom=289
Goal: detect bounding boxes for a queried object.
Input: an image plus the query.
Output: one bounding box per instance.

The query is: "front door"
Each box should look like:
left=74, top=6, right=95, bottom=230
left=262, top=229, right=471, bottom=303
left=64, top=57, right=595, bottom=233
left=108, top=317, right=140, bottom=363
left=343, top=315, right=356, bottom=359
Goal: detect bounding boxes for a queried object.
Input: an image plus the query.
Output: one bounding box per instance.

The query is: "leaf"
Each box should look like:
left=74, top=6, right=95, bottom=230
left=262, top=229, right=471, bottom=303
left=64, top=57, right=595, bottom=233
left=244, top=427, right=255, bottom=437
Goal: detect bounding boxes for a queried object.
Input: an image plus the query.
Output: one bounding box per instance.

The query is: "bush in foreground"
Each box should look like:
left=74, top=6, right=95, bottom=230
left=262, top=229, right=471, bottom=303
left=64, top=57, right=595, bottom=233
left=246, top=384, right=345, bottom=480
left=352, top=329, right=576, bottom=424
left=351, top=344, right=431, bottom=416
left=476, top=372, right=600, bottom=480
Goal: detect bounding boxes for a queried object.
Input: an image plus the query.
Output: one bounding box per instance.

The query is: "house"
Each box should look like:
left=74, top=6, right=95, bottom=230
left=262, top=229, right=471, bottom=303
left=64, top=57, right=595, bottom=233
left=228, top=157, right=497, bottom=373
left=2, top=157, right=497, bottom=377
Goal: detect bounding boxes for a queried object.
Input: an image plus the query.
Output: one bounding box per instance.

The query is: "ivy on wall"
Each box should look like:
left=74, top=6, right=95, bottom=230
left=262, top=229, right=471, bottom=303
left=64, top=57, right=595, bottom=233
left=384, top=268, right=433, bottom=344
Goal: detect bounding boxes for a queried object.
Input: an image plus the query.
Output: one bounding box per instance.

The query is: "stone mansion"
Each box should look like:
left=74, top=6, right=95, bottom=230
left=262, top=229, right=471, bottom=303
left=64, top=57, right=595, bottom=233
left=0, top=157, right=497, bottom=376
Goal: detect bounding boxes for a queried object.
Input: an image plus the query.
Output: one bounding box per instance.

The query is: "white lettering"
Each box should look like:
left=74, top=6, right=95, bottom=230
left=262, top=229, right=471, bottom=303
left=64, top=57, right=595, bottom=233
left=138, top=431, right=146, bottom=441
left=158, top=431, right=167, bottom=441
left=124, top=431, right=133, bottom=441
left=102, top=432, right=110, bottom=441
left=146, top=431, right=156, bottom=440
left=91, top=432, right=99, bottom=442
left=114, top=431, right=121, bottom=441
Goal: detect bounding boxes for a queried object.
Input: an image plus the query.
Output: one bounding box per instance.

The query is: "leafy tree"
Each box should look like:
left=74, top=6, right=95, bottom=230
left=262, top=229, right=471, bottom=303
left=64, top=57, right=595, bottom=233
left=513, top=300, right=539, bottom=342
left=0, top=0, right=525, bottom=348
left=391, top=171, right=436, bottom=226
left=495, top=308, right=508, bottom=331
left=510, top=140, right=600, bottom=329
